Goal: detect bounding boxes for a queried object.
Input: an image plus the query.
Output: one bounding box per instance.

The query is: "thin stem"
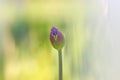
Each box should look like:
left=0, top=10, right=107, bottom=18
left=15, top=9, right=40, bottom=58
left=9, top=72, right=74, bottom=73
left=58, top=50, right=63, bottom=80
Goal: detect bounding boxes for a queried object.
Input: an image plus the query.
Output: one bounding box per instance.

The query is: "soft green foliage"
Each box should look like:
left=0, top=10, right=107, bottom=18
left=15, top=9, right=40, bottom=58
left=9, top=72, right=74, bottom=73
left=0, top=0, right=85, bottom=80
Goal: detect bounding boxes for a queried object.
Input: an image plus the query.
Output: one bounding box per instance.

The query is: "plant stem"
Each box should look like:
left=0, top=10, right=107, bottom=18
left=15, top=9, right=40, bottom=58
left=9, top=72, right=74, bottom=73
left=58, top=50, right=63, bottom=80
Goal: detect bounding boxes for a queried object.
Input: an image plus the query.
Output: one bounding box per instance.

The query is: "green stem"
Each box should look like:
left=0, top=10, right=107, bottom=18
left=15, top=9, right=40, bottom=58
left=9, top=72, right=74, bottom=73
left=58, top=50, right=63, bottom=80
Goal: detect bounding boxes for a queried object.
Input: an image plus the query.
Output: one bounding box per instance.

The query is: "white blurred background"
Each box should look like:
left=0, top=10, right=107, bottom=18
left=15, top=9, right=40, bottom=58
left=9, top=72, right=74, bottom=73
left=83, top=0, right=120, bottom=80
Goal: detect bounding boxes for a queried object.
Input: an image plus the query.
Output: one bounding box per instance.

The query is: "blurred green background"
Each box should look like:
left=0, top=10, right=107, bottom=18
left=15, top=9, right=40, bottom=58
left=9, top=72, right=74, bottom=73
left=1, top=0, right=120, bottom=80
left=0, top=0, right=86, bottom=80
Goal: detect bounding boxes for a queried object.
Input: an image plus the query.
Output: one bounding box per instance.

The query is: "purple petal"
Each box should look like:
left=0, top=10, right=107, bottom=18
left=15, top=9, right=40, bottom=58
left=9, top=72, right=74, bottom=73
left=51, top=27, right=58, bottom=36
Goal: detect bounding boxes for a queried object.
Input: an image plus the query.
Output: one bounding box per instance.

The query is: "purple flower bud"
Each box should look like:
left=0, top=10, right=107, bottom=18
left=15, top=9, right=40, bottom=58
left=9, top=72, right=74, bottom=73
left=50, top=27, right=65, bottom=50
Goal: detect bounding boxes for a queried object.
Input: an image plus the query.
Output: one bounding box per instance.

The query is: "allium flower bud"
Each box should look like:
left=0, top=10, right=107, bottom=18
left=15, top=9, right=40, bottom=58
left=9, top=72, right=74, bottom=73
left=50, top=27, right=65, bottom=50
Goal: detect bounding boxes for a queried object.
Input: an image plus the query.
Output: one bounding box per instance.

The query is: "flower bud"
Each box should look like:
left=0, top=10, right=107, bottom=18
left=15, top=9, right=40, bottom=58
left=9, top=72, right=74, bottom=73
left=50, top=27, right=65, bottom=50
